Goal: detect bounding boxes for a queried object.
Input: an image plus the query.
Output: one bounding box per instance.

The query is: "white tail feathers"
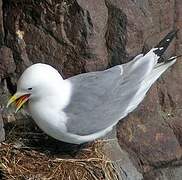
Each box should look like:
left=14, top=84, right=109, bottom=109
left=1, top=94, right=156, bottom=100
left=126, top=58, right=176, bottom=113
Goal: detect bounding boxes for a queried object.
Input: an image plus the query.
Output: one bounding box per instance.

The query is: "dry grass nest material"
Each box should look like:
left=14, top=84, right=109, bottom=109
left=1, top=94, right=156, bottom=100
left=0, top=121, right=119, bottom=179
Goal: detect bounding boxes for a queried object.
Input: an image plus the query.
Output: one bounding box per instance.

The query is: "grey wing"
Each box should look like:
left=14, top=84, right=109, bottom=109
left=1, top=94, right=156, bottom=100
left=64, top=52, right=157, bottom=135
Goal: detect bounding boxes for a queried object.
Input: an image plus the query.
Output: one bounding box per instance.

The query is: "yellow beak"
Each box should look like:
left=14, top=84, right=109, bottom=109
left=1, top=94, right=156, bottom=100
left=7, top=92, right=30, bottom=113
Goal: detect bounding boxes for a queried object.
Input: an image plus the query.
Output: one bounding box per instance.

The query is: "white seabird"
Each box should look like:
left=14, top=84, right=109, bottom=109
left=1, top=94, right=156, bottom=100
left=7, top=30, right=179, bottom=144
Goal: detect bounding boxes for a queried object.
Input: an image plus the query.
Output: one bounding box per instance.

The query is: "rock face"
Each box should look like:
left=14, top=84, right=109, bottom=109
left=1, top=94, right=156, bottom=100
left=116, top=0, right=182, bottom=177
left=0, top=0, right=182, bottom=179
left=0, top=114, right=5, bottom=142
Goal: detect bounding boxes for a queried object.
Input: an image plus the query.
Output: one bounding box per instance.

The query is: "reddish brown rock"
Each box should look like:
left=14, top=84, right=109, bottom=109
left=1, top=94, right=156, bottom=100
left=144, top=166, right=182, bottom=180
left=0, top=0, right=4, bottom=45
left=77, top=0, right=108, bottom=71
left=117, top=85, right=182, bottom=172
left=116, top=0, right=182, bottom=176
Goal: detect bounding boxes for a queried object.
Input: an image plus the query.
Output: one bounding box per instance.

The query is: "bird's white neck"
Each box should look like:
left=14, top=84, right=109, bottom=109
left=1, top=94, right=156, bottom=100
left=28, top=79, right=72, bottom=110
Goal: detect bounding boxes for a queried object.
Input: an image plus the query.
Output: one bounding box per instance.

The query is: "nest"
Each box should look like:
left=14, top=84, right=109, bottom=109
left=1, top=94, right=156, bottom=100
left=0, top=120, right=120, bottom=179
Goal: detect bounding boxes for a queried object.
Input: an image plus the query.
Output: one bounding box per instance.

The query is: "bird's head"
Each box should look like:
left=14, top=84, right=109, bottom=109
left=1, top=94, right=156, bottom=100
left=7, top=63, right=63, bottom=113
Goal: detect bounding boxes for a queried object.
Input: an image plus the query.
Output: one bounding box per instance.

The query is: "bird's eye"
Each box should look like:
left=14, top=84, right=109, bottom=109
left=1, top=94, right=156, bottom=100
left=28, top=88, right=32, bottom=90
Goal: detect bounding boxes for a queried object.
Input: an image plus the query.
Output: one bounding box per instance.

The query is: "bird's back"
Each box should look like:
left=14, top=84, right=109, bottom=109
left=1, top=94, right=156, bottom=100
left=64, top=50, right=162, bottom=135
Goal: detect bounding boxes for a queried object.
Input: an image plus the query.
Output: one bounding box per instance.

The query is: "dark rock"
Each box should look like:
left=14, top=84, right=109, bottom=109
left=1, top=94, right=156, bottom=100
left=0, top=46, right=15, bottom=78
left=3, top=0, right=109, bottom=77
left=0, top=113, right=5, bottom=142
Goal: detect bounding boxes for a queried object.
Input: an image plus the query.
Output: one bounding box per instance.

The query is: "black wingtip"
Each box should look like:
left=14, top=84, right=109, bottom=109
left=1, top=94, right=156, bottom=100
left=153, top=30, right=178, bottom=58
left=165, top=54, right=182, bottom=63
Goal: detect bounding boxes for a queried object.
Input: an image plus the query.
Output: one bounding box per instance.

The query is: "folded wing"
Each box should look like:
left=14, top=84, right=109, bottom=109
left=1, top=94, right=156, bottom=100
left=64, top=30, right=177, bottom=135
left=64, top=50, right=163, bottom=135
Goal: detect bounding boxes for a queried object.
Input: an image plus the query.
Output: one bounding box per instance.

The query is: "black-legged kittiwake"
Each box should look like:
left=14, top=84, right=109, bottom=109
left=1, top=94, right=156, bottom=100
left=7, top=30, right=180, bottom=144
